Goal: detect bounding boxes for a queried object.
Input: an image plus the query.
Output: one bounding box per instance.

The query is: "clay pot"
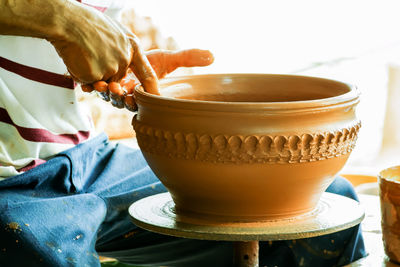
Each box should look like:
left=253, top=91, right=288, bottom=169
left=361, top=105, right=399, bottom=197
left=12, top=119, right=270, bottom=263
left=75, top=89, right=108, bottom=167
left=133, top=74, right=361, bottom=220
left=379, top=166, right=400, bottom=263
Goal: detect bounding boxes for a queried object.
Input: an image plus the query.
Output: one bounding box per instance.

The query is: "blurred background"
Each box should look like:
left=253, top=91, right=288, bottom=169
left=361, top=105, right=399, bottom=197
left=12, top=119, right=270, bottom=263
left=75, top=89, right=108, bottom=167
left=118, top=0, right=400, bottom=175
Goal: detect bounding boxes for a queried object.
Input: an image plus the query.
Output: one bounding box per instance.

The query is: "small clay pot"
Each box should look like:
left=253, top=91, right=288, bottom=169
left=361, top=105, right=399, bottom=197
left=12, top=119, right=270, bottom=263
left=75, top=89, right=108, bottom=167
left=379, top=166, right=400, bottom=263
left=133, top=74, right=360, bottom=220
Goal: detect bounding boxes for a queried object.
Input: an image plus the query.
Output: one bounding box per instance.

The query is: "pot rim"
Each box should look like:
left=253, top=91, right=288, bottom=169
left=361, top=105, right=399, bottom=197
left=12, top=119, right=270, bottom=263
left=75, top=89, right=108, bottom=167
left=135, top=73, right=360, bottom=113
left=379, top=165, right=400, bottom=184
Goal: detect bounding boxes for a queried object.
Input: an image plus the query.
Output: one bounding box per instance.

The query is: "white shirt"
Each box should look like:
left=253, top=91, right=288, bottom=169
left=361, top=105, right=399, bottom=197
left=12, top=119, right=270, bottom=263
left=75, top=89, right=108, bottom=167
left=0, top=0, right=125, bottom=179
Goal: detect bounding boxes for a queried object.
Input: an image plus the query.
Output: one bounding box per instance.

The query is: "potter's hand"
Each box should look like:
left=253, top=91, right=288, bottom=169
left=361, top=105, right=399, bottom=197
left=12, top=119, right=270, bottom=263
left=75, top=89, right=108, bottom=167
left=49, top=3, right=159, bottom=92
left=82, top=49, right=214, bottom=111
left=0, top=0, right=157, bottom=92
left=0, top=0, right=158, bottom=87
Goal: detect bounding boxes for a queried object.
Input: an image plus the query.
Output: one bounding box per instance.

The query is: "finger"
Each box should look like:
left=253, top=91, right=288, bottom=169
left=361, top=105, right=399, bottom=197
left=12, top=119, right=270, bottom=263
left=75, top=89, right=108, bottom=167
left=129, top=39, right=160, bottom=95
left=81, top=84, right=94, bottom=92
left=123, top=80, right=136, bottom=94
left=93, top=81, right=108, bottom=92
left=172, top=49, right=214, bottom=67
left=109, top=82, right=124, bottom=96
left=145, top=50, right=169, bottom=79
left=124, top=94, right=137, bottom=112
left=146, top=49, right=214, bottom=79
left=92, top=81, right=111, bottom=101
left=120, top=69, right=139, bottom=94
left=108, top=82, right=125, bottom=108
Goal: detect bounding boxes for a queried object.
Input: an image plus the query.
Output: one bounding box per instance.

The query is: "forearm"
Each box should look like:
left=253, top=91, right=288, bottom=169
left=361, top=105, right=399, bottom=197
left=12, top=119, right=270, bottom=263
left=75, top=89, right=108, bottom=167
left=0, top=0, right=159, bottom=90
left=0, top=0, right=81, bottom=40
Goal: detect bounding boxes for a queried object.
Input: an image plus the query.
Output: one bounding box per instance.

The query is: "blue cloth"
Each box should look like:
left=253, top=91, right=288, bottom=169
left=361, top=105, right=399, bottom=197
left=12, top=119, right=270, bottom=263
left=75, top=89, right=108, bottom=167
left=0, top=133, right=366, bottom=266
left=257, top=178, right=366, bottom=267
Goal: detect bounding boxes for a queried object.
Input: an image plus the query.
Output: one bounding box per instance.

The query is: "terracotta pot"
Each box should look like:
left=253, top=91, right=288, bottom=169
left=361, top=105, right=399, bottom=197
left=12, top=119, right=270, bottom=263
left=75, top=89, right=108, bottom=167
left=133, top=74, right=361, bottom=220
left=379, top=166, right=400, bottom=263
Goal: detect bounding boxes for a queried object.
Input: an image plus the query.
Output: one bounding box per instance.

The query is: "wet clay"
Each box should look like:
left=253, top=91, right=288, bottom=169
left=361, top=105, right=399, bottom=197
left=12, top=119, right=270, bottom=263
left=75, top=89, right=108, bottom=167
left=379, top=166, right=400, bottom=263
left=133, top=74, right=361, bottom=220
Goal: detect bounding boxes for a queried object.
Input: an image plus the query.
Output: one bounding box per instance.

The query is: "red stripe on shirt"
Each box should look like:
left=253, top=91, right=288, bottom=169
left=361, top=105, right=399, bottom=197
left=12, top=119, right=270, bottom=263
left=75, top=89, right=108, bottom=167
left=76, top=0, right=107, bottom=12
left=84, top=3, right=107, bottom=12
left=17, top=159, right=47, bottom=172
left=0, top=56, right=75, bottom=89
left=0, top=108, right=89, bottom=145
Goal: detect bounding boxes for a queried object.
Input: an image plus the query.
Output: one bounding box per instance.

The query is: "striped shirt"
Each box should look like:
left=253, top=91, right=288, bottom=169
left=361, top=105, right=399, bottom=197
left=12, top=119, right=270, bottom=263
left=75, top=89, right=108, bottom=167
left=0, top=0, right=124, bottom=179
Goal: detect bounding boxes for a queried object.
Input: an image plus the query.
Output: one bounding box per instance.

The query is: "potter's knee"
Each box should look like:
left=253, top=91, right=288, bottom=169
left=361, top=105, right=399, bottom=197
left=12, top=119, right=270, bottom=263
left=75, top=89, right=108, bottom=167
left=326, top=176, right=358, bottom=201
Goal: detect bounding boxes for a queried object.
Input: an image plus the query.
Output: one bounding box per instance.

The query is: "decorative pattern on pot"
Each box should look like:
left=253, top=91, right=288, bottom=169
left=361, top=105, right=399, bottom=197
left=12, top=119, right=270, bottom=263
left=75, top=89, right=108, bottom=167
left=134, top=120, right=361, bottom=164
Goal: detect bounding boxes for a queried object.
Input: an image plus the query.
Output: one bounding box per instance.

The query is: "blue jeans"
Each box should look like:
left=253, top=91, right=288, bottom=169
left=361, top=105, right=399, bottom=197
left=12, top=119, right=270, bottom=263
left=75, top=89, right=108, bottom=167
left=0, top=133, right=366, bottom=266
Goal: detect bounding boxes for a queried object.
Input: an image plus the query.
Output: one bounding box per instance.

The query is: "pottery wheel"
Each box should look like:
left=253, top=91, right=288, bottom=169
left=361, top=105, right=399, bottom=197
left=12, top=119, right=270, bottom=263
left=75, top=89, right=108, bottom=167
left=129, top=192, right=364, bottom=241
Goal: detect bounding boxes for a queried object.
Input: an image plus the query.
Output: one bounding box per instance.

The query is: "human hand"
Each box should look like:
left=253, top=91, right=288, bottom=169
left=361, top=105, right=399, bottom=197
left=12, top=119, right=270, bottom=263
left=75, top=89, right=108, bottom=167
left=81, top=49, right=214, bottom=111
left=48, top=1, right=158, bottom=93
